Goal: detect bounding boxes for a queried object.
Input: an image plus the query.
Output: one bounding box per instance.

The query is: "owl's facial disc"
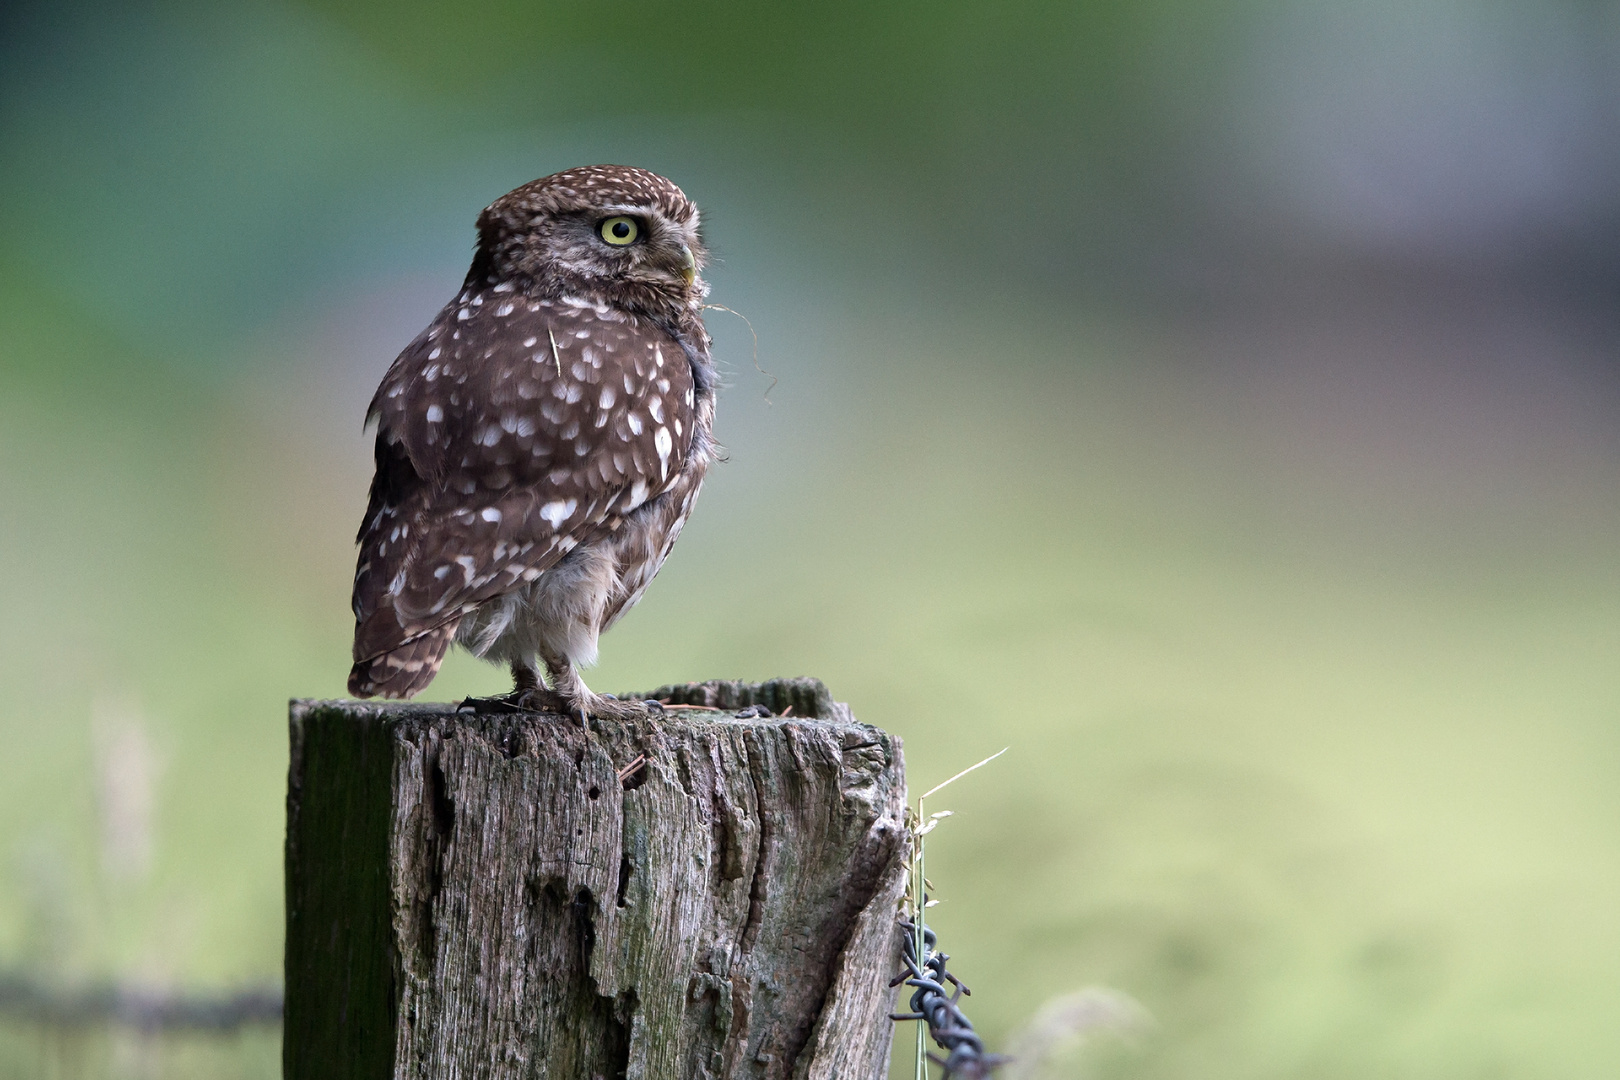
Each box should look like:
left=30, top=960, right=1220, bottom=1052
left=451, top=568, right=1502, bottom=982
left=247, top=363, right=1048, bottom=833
left=591, top=214, right=690, bottom=282
left=578, top=206, right=702, bottom=293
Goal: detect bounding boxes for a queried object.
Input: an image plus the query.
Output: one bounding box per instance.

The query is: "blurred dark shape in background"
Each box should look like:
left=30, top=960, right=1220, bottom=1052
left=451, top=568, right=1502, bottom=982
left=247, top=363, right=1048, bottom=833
left=1, top=1, right=1616, bottom=1077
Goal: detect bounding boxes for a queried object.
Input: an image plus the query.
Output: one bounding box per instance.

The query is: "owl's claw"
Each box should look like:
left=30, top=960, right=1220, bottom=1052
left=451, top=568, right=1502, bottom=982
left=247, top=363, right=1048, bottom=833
left=563, top=694, right=661, bottom=723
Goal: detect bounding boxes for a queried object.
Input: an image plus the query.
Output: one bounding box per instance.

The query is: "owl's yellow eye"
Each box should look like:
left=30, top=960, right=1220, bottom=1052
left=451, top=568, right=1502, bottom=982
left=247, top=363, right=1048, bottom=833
left=599, top=216, right=639, bottom=246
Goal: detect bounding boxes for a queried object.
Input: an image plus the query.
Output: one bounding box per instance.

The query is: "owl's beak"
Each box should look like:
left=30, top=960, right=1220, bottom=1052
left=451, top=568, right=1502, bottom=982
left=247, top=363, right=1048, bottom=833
left=678, top=244, right=696, bottom=286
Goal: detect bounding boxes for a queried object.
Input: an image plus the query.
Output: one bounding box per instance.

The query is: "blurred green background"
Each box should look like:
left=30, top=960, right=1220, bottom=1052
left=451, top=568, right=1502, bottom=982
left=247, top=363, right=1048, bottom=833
left=2, top=0, right=1618, bottom=1076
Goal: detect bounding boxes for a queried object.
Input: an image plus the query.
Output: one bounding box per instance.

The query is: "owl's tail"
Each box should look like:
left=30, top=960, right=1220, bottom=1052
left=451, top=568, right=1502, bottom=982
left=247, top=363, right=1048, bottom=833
left=349, top=620, right=459, bottom=699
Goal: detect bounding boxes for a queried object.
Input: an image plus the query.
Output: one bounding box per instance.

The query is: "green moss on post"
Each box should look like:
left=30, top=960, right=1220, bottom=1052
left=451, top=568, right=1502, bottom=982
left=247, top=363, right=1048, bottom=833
left=284, top=679, right=907, bottom=1080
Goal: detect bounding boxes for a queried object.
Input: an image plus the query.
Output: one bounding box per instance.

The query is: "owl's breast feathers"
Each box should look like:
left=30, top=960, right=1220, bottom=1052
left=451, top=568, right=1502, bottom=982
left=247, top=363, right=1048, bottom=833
left=350, top=286, right=705, bottom=665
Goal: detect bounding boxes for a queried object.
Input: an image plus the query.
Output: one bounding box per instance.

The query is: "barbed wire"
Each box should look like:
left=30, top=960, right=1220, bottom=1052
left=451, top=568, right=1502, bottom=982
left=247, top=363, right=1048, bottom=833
left=0, top=973, right=281, bottom=1033
left=890, top=919, right=1010, bottom=1079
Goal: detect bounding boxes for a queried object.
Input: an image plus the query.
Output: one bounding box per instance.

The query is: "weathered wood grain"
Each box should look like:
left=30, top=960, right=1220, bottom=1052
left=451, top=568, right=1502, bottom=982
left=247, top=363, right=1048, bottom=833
left=285, top=678, right=907, bottom=1080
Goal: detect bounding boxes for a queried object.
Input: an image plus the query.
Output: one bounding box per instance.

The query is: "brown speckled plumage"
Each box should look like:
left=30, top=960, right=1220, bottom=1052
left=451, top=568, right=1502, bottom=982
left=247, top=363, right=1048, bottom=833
left=348, top=166, right=715, bottom=717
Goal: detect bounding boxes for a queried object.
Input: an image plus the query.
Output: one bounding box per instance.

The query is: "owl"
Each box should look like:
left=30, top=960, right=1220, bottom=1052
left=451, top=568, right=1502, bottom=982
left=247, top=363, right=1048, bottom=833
left=347, top=165, right=716, bottom=720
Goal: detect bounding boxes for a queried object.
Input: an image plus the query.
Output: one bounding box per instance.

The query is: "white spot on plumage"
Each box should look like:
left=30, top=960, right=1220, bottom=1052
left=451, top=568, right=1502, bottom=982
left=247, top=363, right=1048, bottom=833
left=599, top=387, right=616, bottom=409
left=428, top=347, right=441, bottom=360
left=426, top=404, right=443, bottom=422
left=655, top=426, right=673, bottom=479
left=457, top=308, right=470, bottom=321
left=648, top=398, right=664, bottom=423
left=496, top=302, right=515, bottom=316
left=523, top=337, right=537, bottom=348
left=540, top=499, right=577, bottom=527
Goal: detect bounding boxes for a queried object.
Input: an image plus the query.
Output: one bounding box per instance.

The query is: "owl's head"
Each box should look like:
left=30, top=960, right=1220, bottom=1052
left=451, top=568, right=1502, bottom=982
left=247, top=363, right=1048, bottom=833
left=474, top=165, right=707, bottom=308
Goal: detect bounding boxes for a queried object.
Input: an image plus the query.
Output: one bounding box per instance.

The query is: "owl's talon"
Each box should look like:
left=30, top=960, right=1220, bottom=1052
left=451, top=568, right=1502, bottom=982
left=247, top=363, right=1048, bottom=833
left=516, top=688, right=569, bottom=714
left=559, top=694, right=660, bottom=722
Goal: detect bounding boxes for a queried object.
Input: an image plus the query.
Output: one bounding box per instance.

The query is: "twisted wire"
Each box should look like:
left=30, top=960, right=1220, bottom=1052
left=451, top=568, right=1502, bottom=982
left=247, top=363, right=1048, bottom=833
left=890, top=919, right=1010, bottom=1079
left=0, top=973, right=281, bottom=1032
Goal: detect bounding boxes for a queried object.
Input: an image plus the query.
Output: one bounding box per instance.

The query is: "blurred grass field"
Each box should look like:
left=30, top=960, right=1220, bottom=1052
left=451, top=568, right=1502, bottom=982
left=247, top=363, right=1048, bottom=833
left=3, top=1, right=1619, bottom=1077
left=3, top=259, right=1617, bottom=1078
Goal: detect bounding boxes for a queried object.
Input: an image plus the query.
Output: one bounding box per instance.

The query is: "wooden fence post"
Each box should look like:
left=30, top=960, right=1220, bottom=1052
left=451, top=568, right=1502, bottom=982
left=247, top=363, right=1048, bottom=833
left=284, top=678, right=908, bottom=1080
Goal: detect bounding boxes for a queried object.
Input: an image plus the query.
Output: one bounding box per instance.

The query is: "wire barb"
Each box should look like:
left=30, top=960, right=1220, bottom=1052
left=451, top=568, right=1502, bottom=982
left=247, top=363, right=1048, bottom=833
left=891, top=919, right=1011, bottom=1079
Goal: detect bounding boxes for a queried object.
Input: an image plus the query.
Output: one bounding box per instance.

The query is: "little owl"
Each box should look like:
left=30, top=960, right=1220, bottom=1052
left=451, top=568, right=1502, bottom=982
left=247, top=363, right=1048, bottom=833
left=347, top=165, right=715, bottom=720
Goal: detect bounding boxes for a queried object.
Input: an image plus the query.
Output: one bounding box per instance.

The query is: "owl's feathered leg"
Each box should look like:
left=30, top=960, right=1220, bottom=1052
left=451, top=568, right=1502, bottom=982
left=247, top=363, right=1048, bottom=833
left=511, top=659, right=570, bottom=713
left=459, top=659, right=567, bottom=714
left=540, top=649, right=652, bottom=723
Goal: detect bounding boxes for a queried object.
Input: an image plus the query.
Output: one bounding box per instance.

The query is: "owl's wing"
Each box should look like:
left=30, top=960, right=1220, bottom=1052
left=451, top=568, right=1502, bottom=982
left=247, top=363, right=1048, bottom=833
left=350, top=287, right=696, bottom=665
